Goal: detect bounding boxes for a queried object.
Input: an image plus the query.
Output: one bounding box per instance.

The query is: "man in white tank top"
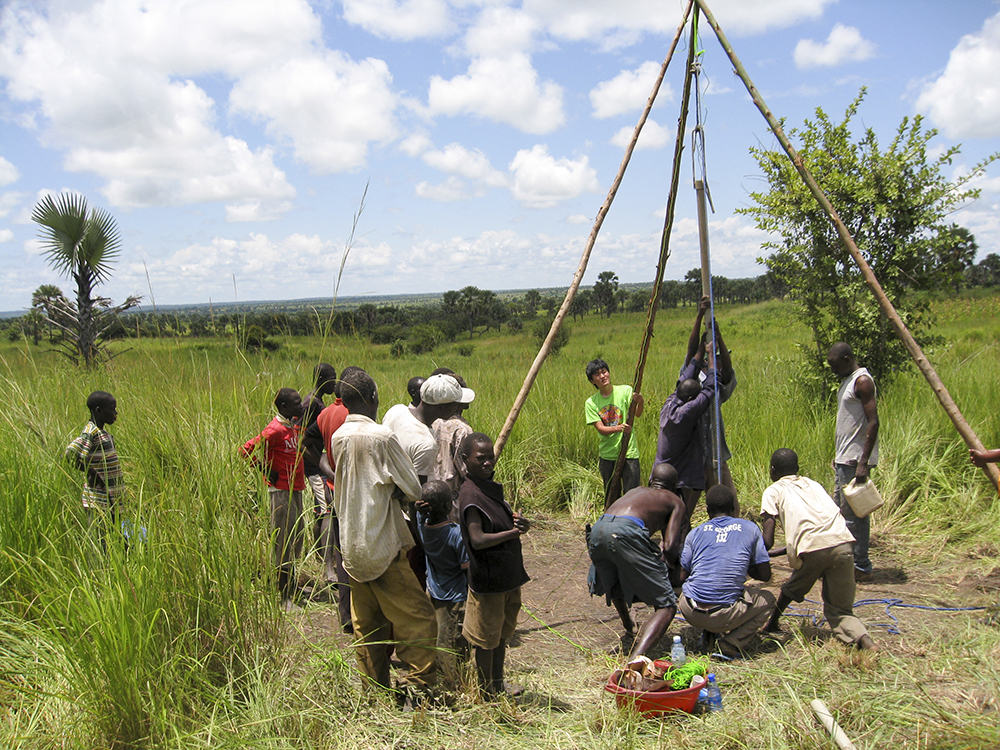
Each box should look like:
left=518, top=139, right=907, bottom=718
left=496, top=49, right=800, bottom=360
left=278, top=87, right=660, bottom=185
left=827, top=343, right=880, bottom=580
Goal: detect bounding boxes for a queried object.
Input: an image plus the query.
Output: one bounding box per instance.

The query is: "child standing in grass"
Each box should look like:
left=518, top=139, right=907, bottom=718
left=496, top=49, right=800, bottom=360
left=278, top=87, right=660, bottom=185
left=241, top=388, right=305, bottom=611
left=418, top=480, right=469, bottom=691
left=66, top=390, right=126, bottom=550
left=458, top=432, right=530, bottom=700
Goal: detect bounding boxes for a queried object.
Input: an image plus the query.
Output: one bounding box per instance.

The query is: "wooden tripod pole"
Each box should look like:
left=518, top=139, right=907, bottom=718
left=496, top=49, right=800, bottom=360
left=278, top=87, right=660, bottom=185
left=696, top=0, right=1000, bottom=491
left=605, top=8, right=699, bottom=507
left=493, top=0, right=694, bottom=460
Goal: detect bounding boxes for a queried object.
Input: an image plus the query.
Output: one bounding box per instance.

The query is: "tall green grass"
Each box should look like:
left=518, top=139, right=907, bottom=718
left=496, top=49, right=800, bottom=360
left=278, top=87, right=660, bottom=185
left=0, top=295, right=997, bottom=747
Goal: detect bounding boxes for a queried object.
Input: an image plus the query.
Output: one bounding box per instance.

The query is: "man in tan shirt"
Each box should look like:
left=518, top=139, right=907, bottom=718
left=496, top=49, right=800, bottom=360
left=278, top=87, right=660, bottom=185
left=329, top=368, right=439, bottom=697
left=760, top=448, right=876, bottom=651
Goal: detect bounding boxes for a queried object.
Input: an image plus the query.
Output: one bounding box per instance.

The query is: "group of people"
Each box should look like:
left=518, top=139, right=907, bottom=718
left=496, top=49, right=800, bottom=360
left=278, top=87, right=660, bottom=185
left=64, top=302, right=1000, bottom=704
left=67, top=367, right=529, bottom=705
left=235, top=366, right=530, bottom=704
left=583, top=299, right=880, bottom=659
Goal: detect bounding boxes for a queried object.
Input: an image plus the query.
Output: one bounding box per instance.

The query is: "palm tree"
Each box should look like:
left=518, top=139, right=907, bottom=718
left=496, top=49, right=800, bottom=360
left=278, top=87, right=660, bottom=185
left=31, top=193, right=139, bottom=366
left=31, top=283, right=70, bottom=343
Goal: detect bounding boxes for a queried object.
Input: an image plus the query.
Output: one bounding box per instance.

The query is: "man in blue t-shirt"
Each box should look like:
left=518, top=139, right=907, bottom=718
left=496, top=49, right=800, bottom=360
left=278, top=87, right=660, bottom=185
left=678, top=485, right=774, bottom=658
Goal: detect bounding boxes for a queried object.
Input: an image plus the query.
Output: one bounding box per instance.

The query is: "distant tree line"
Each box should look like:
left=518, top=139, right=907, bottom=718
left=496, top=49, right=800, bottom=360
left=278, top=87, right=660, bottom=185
left=5, top=259, right=997, bottom=357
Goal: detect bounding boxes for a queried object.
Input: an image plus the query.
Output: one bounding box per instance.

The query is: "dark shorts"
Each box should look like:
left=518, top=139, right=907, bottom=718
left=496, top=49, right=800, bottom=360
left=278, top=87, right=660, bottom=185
left=587, top=516, right=675, bottom=610
left=599, top=457, right=641, bottom=496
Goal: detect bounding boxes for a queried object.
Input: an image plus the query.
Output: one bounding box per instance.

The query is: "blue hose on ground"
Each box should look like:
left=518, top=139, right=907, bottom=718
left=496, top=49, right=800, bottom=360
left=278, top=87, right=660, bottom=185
left=779, top=597, right=988, bottom=635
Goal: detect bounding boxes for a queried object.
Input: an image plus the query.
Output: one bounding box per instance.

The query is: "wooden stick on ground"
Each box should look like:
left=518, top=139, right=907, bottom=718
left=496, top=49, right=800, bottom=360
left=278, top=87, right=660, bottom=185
left=810, top=699, right=858, bottom=750
left=696, top=0, right=1000, bottom=491
left=493, top=0, right=695, bottom=459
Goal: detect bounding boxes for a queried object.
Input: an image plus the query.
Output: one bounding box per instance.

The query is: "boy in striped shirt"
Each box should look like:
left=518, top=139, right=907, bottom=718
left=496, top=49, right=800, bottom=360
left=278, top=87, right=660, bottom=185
left=66, top=390, right=126, bottom=551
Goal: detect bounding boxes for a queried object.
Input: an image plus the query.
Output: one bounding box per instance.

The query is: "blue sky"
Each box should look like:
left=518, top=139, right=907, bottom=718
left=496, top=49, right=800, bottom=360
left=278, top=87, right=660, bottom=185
left=2, top=0, right=1000, bottom=312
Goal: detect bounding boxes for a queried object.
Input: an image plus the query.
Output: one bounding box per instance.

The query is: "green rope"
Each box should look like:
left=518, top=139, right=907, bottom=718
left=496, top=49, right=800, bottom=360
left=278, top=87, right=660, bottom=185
left=661, top=657, right=708, bottom=689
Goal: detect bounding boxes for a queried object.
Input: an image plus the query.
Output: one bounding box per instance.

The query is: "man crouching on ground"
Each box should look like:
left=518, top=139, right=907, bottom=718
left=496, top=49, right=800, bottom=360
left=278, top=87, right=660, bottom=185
left=677, top=485, right=774, bottom=658
left=587, top=463, right=686, bottom=658
left=760, top=448, right=877, bottom=651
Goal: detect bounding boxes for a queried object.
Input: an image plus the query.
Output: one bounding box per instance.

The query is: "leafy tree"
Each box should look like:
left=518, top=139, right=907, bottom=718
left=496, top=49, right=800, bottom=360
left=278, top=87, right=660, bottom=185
left=31, top=284, right=70, bottom=343
left=966, top=253, right=1000, bottom=287
left=592, top=271, right=619, bottom=318
left=568, top=289, right=592, bottom=321
left=532, top=316, right=569, bottom=356
left=659, top=280, right=682, bottom=308
left=31, top=193, right=140, bottom=366
left=407, top=323, right=444, bottom=354
left=523, top=289, right=542, bottom=316
left=682, top=268, right=702, bottom=306
left=627, top=289, right=648, bottom=312
left=740, top=90, right=996, bottom=386
left=933, top=224, right=977, bottom=293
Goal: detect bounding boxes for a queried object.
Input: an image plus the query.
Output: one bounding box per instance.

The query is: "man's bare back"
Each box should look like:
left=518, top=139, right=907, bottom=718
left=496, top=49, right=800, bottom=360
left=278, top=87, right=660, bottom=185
left=603, top=463, right=686, bottom=557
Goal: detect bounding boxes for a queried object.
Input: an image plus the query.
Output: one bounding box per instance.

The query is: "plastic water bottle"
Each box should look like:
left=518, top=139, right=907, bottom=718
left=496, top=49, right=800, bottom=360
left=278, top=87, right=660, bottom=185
left=706, top=673, right=723, bottom=713
left=670, top=635, right=686, bottom=666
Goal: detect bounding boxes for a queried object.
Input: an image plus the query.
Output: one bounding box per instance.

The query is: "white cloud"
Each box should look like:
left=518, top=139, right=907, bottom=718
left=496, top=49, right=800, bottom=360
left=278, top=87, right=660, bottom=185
left=522, top=0, right=835, bottom=47
left=0, top=157, right=19, bottom=186
left=566, top=214, right=591, bottom=224
left=421, top=143, right=508, bottom=187
left=408, top=230, right=536, bottom=269
left=427, top=52, right=565, bottom=134
left=341, top=0, right=454, bottom=40
left=0, top=192, right=22, bottom=218
left=610, top=118, right=671, bottom=150
left=137, top=232, right=339, bottom=297
left=794, top=23, right=876, bottom=69
left=462, top=6, right=539, bottom=57
left=508, top=144, right=599, bottom=208
left=0, top=0, right=305, bottom=212
left=416, top=176, right=473, bottom=202
left=399, top=133, right=433, bottom=157
left=0, top=229, right=13, bottom=243
left=69, top=135, right=295, bottom=214
left=590, top=61, right=670, bottom=119
left=225, top=200, right=295, bottom=222
left=230, top=51, right=399, bottom=174
left=916, top=12, right=1000, bottom=139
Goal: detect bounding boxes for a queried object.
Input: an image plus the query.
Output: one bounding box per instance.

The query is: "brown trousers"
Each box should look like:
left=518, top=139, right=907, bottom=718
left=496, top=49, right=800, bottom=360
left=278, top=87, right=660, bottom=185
left=350, top=552, right=438, bottom=691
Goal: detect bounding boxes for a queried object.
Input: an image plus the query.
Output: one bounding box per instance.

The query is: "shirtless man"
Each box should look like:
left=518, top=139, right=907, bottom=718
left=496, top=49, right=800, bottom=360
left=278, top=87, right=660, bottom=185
left=587, top=463, right=687, bottom=657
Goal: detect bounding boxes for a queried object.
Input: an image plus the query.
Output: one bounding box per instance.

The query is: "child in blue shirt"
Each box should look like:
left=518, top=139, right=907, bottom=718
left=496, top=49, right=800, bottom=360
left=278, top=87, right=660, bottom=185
left=418, top=480, right=469, bottom=690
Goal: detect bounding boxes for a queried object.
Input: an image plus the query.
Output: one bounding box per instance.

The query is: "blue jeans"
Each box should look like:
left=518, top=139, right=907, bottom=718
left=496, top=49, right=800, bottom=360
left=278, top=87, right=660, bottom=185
left=834, top=463, right=872, bottom=574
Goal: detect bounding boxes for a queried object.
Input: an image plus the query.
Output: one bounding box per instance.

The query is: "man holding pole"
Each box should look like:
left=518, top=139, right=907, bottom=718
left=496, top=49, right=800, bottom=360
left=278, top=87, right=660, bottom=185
left=585, top=358, right=644, bottom=504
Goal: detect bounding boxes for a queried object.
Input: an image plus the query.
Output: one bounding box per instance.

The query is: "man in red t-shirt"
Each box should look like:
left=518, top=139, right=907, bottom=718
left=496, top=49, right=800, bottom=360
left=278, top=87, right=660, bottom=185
left=242, top=388, right=305, bottom=611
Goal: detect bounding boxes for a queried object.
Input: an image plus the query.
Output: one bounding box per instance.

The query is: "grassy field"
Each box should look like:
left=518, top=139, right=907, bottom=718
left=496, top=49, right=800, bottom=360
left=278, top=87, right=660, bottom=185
left=0, top=296, right=998, bottom=748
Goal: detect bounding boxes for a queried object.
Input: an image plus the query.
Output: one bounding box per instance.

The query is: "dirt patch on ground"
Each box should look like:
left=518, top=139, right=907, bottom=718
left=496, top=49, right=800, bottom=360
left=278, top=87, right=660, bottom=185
left=293, top=513, right=998, bottom=690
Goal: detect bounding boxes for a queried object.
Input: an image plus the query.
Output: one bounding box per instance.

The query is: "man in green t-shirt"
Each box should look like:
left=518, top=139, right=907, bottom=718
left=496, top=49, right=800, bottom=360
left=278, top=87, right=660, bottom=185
left=585, top=359, right=644, bottom=502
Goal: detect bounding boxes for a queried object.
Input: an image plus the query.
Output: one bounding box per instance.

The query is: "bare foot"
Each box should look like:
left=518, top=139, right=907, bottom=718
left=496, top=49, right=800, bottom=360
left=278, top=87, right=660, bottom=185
left=856, top=634, right=878, bottom=651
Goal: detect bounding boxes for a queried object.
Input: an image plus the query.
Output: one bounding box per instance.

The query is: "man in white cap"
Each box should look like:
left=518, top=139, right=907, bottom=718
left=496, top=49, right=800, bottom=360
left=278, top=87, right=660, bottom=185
left=383, top=372, right=475, bottom=587
left=383, top=373, right=475, bottom=483
left=427, top=370, right=477, bottom=509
